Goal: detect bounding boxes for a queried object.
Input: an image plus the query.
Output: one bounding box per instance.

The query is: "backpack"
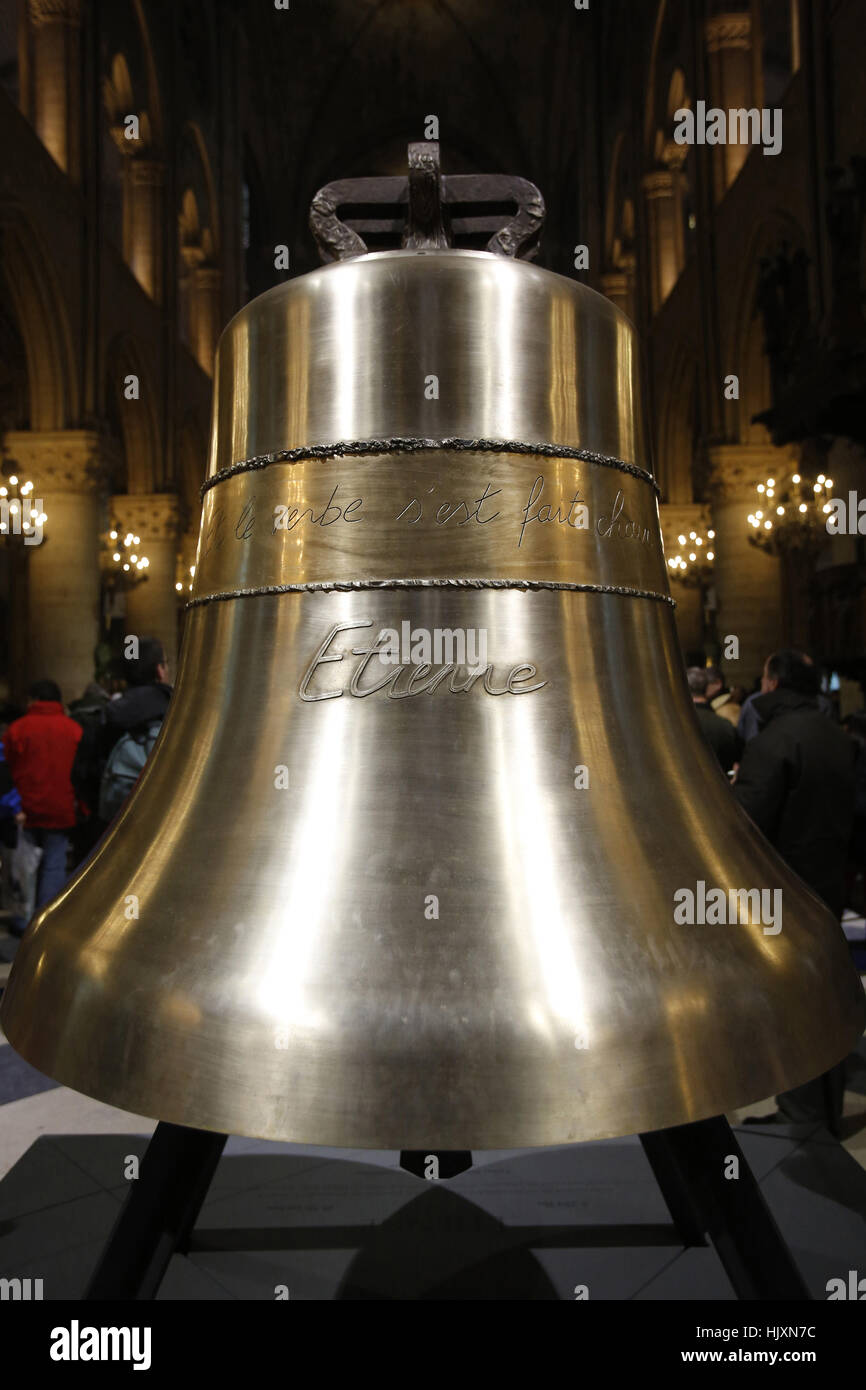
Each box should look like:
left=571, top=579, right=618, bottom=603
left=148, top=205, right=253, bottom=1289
left=98, top=721, right=162, bottom=824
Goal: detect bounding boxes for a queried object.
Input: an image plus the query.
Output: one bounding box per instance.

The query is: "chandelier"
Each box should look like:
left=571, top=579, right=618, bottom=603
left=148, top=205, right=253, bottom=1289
left=746, top=467, right=833, bottom=555
left=175, top=562, right=195, bottom=594
left=102, top=524, right=150, bottom=587
left=0, top=472, right=48, bottom=542
left=666, top=526, right=715, bottom=587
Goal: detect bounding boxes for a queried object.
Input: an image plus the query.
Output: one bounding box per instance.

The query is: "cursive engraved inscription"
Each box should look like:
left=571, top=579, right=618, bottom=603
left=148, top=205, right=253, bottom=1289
left=199, top=507, right=225, bottom=560
left=396, top=483, right=502, bottom=526
left=596, top=489, right=651, bottom=544
left=518, top=476, right=589, bottom=548
left=273, top=485, right=364, bottom=533
left=299, top=621, right=547, bottom=702
left=235, top=499, right=255, bottom=540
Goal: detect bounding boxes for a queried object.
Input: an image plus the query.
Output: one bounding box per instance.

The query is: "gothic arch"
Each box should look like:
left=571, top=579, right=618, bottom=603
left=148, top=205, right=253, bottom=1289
left=657, top=343, right=699, bottom=504
left=178, top=415, right=206, bottom=528
left=177, top=124, right=221, bottom=370
left=287, top=0, right=533, bottom=232
left=180, top=123, right=220, bottom=257
left=106, top=334, right=161, bottom=495
left=0, top=208, right=77, bottom=430
left=604, top=130, right=635, bottom=267
left=131, top=0, right=165, bottom=149
left=643, top=0, right=690, bottom=162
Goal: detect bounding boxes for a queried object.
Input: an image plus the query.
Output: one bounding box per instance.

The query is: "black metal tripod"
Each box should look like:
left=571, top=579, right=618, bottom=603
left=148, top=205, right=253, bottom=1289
left=84, top=1114, right=810, bottom=1301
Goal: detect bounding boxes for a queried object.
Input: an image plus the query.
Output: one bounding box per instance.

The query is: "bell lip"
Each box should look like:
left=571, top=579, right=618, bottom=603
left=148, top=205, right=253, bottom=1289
left=215, top=246, right=636, bottom=354
left=3, top=1004, right=863, bottom=1150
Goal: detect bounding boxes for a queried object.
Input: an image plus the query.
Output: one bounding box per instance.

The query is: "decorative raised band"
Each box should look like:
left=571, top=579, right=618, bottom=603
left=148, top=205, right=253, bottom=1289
left=201, top=438, right=659, bottom=499
left=187, top=577, right=676, bottom=609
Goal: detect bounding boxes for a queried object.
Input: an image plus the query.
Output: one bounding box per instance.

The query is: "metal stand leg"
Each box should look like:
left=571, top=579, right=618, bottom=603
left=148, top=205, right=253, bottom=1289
left=640, top=1127, right=706, bottom=1246
left=83, top=1115, right=809, bottom=1300
left=640, top=1115, right=810, bottom=1300
left=85, top=1121, right=227, bottom=1301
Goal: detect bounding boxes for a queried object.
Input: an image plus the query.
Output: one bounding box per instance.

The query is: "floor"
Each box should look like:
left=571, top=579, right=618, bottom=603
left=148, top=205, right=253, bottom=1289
left=2, top=919, right=865, bottom=1299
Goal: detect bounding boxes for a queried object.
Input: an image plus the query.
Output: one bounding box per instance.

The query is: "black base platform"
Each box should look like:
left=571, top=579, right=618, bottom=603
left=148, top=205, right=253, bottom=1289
left=80, top=1115, right=812, bottom=1301
left=5, top=1117, right=866, bottom=1299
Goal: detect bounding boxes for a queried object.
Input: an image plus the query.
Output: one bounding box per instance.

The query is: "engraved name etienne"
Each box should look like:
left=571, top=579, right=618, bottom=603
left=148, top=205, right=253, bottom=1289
left=300, top=621, right=547, bottom=701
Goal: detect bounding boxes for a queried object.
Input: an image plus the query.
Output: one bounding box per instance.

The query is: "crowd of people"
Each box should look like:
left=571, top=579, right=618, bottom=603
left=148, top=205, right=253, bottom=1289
left=0, top=637, right=170, bottom=935
left=689, top=647, right=866, bottom=1136
left=0, top=638, right=862, bottom=1139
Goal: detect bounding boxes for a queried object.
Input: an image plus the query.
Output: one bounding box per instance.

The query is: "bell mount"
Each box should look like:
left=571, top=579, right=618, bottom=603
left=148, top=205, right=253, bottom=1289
left=309, top=140, right=545, bottom=263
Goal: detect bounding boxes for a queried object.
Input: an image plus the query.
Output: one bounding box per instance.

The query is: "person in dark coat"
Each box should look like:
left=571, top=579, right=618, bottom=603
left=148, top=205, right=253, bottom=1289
left=734, top=648, right=856, bottom=1135
left=688, top=667, right=739, bottom=772
left=738, top=650, right=833, bottom=744
left=734, top=651, right=853, bottom=917
left=842, top=710, right=866, bottom=914
left=71, top=637, right=171, bottom=855
left=97, top=638, right=171, bottom=765
left=68, top=681, right=111, bottom=861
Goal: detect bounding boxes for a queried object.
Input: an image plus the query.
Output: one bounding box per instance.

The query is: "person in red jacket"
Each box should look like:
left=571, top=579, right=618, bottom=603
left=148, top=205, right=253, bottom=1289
left=4, top=679, right=83, bottom=924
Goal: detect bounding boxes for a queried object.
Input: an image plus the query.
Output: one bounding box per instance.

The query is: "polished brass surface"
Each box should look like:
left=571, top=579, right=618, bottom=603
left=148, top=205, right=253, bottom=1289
left=205, top=250, right=648, bottom=473
left=3, top=249, right=863, bottom=1147
left=195, top=450, right=667, bottom=597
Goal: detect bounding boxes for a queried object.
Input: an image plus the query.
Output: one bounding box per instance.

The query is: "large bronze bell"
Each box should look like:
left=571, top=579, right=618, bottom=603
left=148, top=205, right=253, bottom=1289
left=3, top=147, right=863, bottom=1150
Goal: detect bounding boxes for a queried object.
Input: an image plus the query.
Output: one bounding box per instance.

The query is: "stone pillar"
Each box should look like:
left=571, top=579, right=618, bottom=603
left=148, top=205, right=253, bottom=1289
left=642, top=170, right=681, bottom=311
left=27, top=0, right=82, bottom=181
left=193, top=266, right=222, bottom=376
left=659, top=502, right=714, bottom=658
left=111, top=493, right=181, bottom=676
left=707, top=444, right=785, bottom=683
left=128, top=159, right=165, bottom=302
left=4, top=429, right=105, bottom=703
left=600, top=265, right=636, bottom=322
left=672, top=584, right=704, bottom=659
left=704, top=12, right=754, bottom=203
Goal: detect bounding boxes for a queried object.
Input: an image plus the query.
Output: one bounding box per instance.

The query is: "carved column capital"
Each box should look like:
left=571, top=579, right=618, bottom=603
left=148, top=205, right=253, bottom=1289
left=2, top=430, right=116, bottom=494
left=659, top=502, right=713, bottom=539
left=111, top=492, right=181, bottom=542
left=704, top=13, right=751, bottom=54
left=600, top=269, right=629, bottom=298
left=660, top=140, right=688, bottom=172
left=27, top=0, right=82, bottom=26
left=642, top=169, right=675, bottom=201
left=600, top=268, right=636, bottom=322
left=130, top=158, right=165, bottom=189
left=706, top=444, right=796, bottom=503
left=193, top=265, right=222, bottom=291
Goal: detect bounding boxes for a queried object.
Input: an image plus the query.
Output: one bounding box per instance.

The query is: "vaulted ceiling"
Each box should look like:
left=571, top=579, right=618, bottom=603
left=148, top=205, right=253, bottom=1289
left=238, top=0, right=638, bottom=277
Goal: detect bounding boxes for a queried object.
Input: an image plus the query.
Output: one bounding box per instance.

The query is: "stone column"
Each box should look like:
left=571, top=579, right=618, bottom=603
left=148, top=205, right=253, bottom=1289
left=27, top=0, right=82, bottom=182
left=704, top=12, right=754, bottom=203
left=193, top=266, right=222, bottom=376
left=600, top=264, right=636, bottom=322
left=659, top=502, right=714, bottom=658
left=642, top=170, right=681, bottom=311
left=128, top=159, right=165, bottom=302
left=111, top=493, right=181, bottom=676
left=707, top=444, right=785, bottom=683
left=4, top=429, right=105, bottom=702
